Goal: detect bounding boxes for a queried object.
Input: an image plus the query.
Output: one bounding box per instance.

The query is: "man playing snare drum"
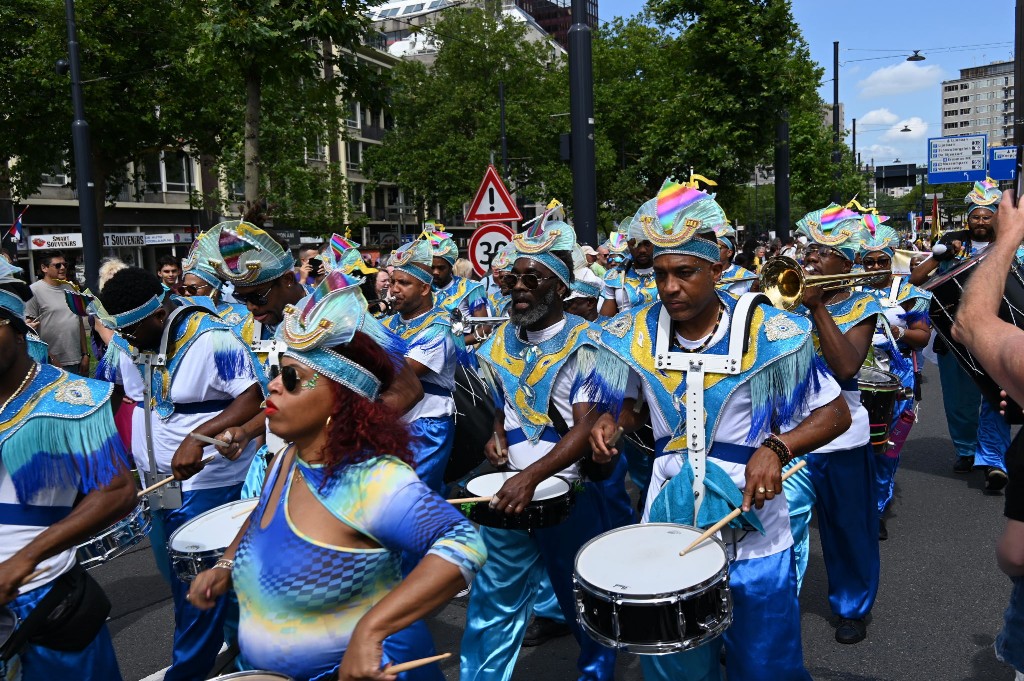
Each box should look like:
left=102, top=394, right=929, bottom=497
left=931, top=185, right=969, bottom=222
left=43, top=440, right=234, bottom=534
left=460, top=212, right=624, bottom=681
left=591, top=180, right=849, bottom=681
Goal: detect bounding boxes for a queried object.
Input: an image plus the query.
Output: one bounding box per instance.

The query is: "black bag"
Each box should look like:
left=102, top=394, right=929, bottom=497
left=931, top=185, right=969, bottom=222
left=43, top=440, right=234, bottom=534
left=0, top=563, right=112, bottom=660
left=547, top=403, right=620, bottom=482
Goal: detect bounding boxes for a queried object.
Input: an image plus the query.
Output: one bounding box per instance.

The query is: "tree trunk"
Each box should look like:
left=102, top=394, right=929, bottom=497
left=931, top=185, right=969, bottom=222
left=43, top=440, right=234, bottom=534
left=243, top=64, right=262, bottom=222
left=199, top=154, right=219, bottom=229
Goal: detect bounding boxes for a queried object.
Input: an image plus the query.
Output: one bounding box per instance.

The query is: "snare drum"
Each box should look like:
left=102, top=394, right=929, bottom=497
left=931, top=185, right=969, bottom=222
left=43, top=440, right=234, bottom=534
left=857, top=367, right=902, bottom=454
left=574, top=524, right=732, bottom=655
left=168, top=498, right=258, bottom=582
left=75, top=499, right=152, bottom=569
left=0, top=605, right=18, bottom=655
left=454, top=471, right=576, bottom=530
left=210, top=672, right=293, bottom=680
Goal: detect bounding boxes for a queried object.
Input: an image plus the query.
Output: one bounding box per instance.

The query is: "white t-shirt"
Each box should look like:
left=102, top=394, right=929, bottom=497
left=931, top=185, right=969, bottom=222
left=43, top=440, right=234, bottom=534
left=116, top=332, right=260, bottom=491
left=600, top=267, right=655, bottom=312
left=402, top=314, right=457, bottom=422
left=502, top=319, right=594, bottom=481
left=626, top=310, right=841, bottom=561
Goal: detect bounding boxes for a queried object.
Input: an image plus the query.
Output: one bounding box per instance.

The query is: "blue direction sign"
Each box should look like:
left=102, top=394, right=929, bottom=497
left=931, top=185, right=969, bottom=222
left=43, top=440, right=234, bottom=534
left=928, top=135, right=987, bottom=184
left=989, top=146, right=1017, bottom=181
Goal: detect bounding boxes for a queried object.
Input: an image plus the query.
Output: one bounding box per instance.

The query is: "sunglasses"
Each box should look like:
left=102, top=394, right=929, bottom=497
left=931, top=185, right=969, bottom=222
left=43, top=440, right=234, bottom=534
left=862, top=257, right=891, bottom=268
left=500, top=272, right=558, bottom=290
left=233, top=281, right=276, bottom=306
left=181, top=283, right=213, bottom=296
left=49, top=262, right=68, bottom=269
left=269, top=364, right=319, bottom=393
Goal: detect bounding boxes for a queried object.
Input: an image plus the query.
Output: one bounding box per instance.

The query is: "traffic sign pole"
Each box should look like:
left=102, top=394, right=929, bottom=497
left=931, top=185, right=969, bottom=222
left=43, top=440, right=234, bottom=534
left=468, top=223, right=514, bottom=277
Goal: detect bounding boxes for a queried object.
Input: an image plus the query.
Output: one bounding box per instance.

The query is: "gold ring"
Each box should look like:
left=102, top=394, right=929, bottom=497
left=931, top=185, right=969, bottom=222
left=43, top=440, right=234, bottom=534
left=756, top=486, right=766, bottom=494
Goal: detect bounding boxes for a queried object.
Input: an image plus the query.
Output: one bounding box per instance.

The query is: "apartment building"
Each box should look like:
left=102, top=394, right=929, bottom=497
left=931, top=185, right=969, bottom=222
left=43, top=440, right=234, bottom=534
left=940, top=60, right=1015, bottom=146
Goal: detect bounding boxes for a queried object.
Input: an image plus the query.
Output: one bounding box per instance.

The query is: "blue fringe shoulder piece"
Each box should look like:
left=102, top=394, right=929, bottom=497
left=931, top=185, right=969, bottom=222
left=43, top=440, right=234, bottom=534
left=0, top=364, right=129, bottom=503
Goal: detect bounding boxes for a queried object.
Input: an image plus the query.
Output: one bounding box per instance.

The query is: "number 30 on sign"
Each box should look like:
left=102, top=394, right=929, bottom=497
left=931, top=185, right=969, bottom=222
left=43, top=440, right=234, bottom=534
left=469, top=223, right=515, bottom=277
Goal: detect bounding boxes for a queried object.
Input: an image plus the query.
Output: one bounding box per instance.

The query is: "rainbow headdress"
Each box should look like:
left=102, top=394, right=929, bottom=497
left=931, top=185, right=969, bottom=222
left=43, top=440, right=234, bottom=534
left=324, top=234, right=377, bottom=275
left=639, top=179, right=723, bottom=263
left=206, top=220, right=295, bottom=286
left=965, top=178, right=1002, bottom=215
left=511, top=206, right=576, bottom=286
left=278, top=270, right=406, bottom=400
left=860, top=224, right=900, bottom=258
left=423, top=223, right=458, bottom=265
left=0, top=259, right=27, bottom=320
left=795, top=203, right=867, bottom=261
left=182, top=231, right=223, bottom=289
left=390, top=238, right=434, bottom=285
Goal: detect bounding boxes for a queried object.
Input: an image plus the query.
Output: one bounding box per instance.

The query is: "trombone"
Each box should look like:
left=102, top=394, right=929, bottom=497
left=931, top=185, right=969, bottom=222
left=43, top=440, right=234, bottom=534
left=759, top=257, right=890, bottom=311
left=449, top=309, right=508, bottom=335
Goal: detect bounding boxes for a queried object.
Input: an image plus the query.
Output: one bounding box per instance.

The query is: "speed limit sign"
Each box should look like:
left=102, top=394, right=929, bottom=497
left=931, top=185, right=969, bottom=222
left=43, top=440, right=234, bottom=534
left=468, top=222, right=514, bottom=277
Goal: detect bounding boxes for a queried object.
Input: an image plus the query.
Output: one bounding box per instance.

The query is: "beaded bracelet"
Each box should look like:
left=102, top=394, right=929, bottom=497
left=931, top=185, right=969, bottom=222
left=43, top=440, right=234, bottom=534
left=213, top=558, right=234, bottom=571
left=761, top=434, right=792, bottom=467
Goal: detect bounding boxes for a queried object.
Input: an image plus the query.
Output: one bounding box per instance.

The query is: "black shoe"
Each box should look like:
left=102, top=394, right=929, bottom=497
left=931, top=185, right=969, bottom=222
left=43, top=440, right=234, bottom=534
left=986, top=467, right=1009, bottom=492
left=878, top=518, right=888, bottom=541
left=953, top=456, right=975, bottom=474
left=835, top=618, right=867, bottom=644
left=522, top=616, right=571, bottom=647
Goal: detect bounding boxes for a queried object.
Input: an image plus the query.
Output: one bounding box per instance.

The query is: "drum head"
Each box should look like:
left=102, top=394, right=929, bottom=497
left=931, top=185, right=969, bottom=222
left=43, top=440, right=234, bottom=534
left=210, top=672, right=293, bottom=680
left=168, top=499, right=258, bottom=552
left=466, top=472, right=569, bottom=500
left=857, top=366, right=900, bottom=390
left=576, top=524, right=727, bottom=597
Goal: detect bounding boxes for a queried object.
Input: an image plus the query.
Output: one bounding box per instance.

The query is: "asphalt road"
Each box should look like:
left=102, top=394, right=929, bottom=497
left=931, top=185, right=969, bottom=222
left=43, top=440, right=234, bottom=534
left=92, top=361, right=1019, bottom=680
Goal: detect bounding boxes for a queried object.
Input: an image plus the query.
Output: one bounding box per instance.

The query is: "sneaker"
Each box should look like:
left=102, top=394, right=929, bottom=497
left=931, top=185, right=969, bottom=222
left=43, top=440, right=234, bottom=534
left=986, top=467, right=1009, bottom=493
left=454, top=582, right=472, bottom=599
left=522, top=616, right=571, bottom=647
left=953, top=456, right=975, bottom=474
left=835, top=617, right=867, bottom=644
left=878, top=518, right=888, bottom=541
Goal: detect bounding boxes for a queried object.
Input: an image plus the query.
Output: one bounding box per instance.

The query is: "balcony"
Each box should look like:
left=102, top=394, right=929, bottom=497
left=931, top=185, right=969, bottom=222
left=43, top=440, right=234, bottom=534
left=361, top=125, right=386, bottom=141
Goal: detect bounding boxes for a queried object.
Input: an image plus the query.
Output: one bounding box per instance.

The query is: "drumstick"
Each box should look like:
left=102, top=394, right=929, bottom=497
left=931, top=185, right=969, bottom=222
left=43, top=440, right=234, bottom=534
left=19, top=569, right=45, bottom=586
left=137, top=456, right=215, bottom=498
left=607, top=427, right=624, bottom=449
left=492, top=432, right=505, bottom=462
left=387, top=652, right=451, bottom=673
left=679, top=459, right=808, bottom=557
left=189, top=432, right=231, bottom=448
left=447, top=496, right=492, bottom=504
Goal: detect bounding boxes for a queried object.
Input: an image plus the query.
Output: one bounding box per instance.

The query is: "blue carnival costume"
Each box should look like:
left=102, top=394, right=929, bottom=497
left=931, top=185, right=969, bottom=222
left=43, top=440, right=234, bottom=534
left=486, top=243, right=515, bottom=317
left=424, top=227, right=487, bottom=316
left=859, top=223, right=931, bottom=516
left=460, top=214, right=620, bottom=681
left=783, top=205, right=883, bottom=628
left=0, top=261, right=130, bottom=681
left=601, top=202, right=658, bottom=314
left=935, top=180, right=1012, bottom=473
left=384, top=239, right=460, bottom=494
left=711, top=209, right=755, bottom=295
left=597, top=180, right=835, bottom=681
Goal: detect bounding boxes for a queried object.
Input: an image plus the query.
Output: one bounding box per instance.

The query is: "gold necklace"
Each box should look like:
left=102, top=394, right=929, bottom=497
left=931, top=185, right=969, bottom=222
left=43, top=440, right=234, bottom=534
left=0, top=364, right=38, bottom=415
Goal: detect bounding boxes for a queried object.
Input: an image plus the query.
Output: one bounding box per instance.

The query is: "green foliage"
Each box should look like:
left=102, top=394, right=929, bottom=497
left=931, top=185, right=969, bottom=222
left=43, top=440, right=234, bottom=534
left=362, top=7, right=570, bottom=216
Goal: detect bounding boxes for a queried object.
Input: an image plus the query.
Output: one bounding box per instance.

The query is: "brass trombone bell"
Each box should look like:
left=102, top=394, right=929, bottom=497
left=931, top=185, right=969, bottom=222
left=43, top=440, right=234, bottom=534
left=759, top=257, right=891, bottom=311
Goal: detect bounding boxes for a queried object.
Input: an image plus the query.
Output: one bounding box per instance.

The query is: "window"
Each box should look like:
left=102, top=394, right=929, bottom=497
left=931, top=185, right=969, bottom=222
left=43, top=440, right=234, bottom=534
left=347, top=141, right=361, bottom=170
left=402, top=3, right=424, bottom=14
left=41, top=163, right=68, bottom=186
left=350, top=183, right=365, bottom=210
left=945, top=85, right=958, bottom=92
left=164, top=154, right=188, bottom=192
left=427, top=0, right=443, bottom=7
left=961, top=83, right=970, bottom=90
left=960, top=121, right=971, bottom=127
left=381, top=7, right=400, bottom=17
left=961, top=96, right=970, bottom=102
left=944, top=97, right=957, bottom=105
left=306, top=135, right=327, bottom=162
left=346, top=102, right=359, bottom=128
left=961, top=108, right=971, bottom=115
left=944, top=122, right=958, bottom=130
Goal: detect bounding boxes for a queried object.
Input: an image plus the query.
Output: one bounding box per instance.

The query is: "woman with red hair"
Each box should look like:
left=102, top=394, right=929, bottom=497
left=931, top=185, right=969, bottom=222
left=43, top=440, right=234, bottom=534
left=188, top=273, right=486, bottom=681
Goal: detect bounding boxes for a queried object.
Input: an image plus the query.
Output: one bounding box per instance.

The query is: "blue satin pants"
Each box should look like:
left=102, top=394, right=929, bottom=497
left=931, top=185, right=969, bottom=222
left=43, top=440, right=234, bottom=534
left=622, top=437, right=654, bottom=504
left=408, top=415, right=455, bottom=494
left=784, top=446, right=879, bottom=619
left=1, top=577, right=123, bottom=681
left=149, top=483, right=243, bottom=681
left=640, top=548, right=810, bottom=681
left=460, top=481, right=617, bottom=681
left=532, top=572, right=565, bottom=623
left=938, top=352, right=1010, bottom=469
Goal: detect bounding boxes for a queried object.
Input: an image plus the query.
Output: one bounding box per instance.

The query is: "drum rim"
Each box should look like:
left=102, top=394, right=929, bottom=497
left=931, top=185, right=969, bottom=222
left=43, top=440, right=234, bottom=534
left=209, top=672, right=294, bottom=680
left=168, top=498, right=258, bottom=550
left=857, top=366, right=901, bottom=391
left=573, top=523, right=729, bottom=600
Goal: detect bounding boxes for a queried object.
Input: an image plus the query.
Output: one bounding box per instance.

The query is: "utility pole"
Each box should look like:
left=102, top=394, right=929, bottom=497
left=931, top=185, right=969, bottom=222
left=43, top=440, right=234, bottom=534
left=832, top=40, right=841, bottom=204
left=1015, top=0, right=1023, bottom=199
left=775, top=110, right=791, bottom=241
left=568, top=0, right=597, bottom=246
left=499, top=81, right=509, bottom=179
left=62, top=0, right=101, bottom=291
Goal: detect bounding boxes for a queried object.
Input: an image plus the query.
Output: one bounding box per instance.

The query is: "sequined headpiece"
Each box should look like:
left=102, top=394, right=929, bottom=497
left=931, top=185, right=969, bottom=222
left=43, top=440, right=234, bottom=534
left=206, top=220, right=295, bottom=286
left=965, top=178, right=1002, bottom=216
left=423, top=223, right=458, bottom=266
left=860, top=223, right=900, bottom=258
left=324, top=234, right=377, bottom=275
left=626, top=199, right=657, bottom=244
left=641, top=179, right=723, bottom=263
left=490, top=242, right=515, bottom=274
left=181, top=231, right=223, bottom=289
left=512, top=206, right=576, bottom=286
left=565, top=267, right=603, bottom=301
left=389, top=238, right=434, bottom=285
left=795, top=203, right=867, bottom=262
left=0, top=259, right=26, bottom=319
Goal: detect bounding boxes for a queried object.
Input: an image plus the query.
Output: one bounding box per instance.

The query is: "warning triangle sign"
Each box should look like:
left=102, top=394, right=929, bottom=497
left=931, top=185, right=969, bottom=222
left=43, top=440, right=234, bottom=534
left=465, top=165, right=522, bottom=222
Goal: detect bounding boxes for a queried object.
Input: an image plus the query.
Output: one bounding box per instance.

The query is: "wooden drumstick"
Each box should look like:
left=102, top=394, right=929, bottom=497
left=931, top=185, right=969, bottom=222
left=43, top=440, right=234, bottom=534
left=189, top=432, right=231, bottom=448
left=447, top=496, right=493, bottom=504
left=606, top=426, right=624, bottom=449
left=492, top=432, right=505, bottom=462
left=679, top=459, right=807, bottom=557
left=137, top=456, right=215, bottom=498
left=19, top=569, right=45, bottom=586
left=387, top=652, right=451, bottom=673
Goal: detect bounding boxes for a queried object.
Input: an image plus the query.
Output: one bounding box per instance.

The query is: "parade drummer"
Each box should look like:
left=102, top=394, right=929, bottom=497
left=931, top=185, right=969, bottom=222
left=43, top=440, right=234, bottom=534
left=590, top=180, right=848, bottom=681
left=600, top=209, right=658, bottom=316
left=0, top=259, right=136, bottom=681
left=95, top=267, right=264, bottom=680
left=784, top=204, right=884, bottom=645
left=911, top=179, right=1012, bottom=487
left=486, top=243, right=515, bottom=317
left=460, top=212, right=622, bottom=681
left=187, top=277, right=486, bottom=681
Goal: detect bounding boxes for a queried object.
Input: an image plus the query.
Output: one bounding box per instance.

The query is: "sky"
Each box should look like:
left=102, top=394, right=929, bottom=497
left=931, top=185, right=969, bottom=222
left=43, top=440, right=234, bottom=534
left=595, top=0, right=1017, bottom=167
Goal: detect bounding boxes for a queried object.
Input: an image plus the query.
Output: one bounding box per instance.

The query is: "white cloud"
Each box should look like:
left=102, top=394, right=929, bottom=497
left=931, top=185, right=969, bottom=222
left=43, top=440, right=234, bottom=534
left=863, top=144, right=900, bottom=162
left=859, top=108, right=899, bottom=126
left=857, top=62, right=944, bottom=98
left=880, top=116, right=929, bottom=141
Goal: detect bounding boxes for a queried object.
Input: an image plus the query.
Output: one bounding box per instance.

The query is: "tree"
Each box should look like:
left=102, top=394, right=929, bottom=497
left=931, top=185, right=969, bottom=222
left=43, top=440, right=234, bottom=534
left=362, top=7, right=569, bottom=218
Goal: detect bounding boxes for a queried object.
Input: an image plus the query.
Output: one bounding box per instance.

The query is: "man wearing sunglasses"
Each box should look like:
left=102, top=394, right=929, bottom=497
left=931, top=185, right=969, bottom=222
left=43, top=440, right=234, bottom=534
left=97, top=266, right=265, bottom=681
left=25, top=250, right=89, bottom=375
